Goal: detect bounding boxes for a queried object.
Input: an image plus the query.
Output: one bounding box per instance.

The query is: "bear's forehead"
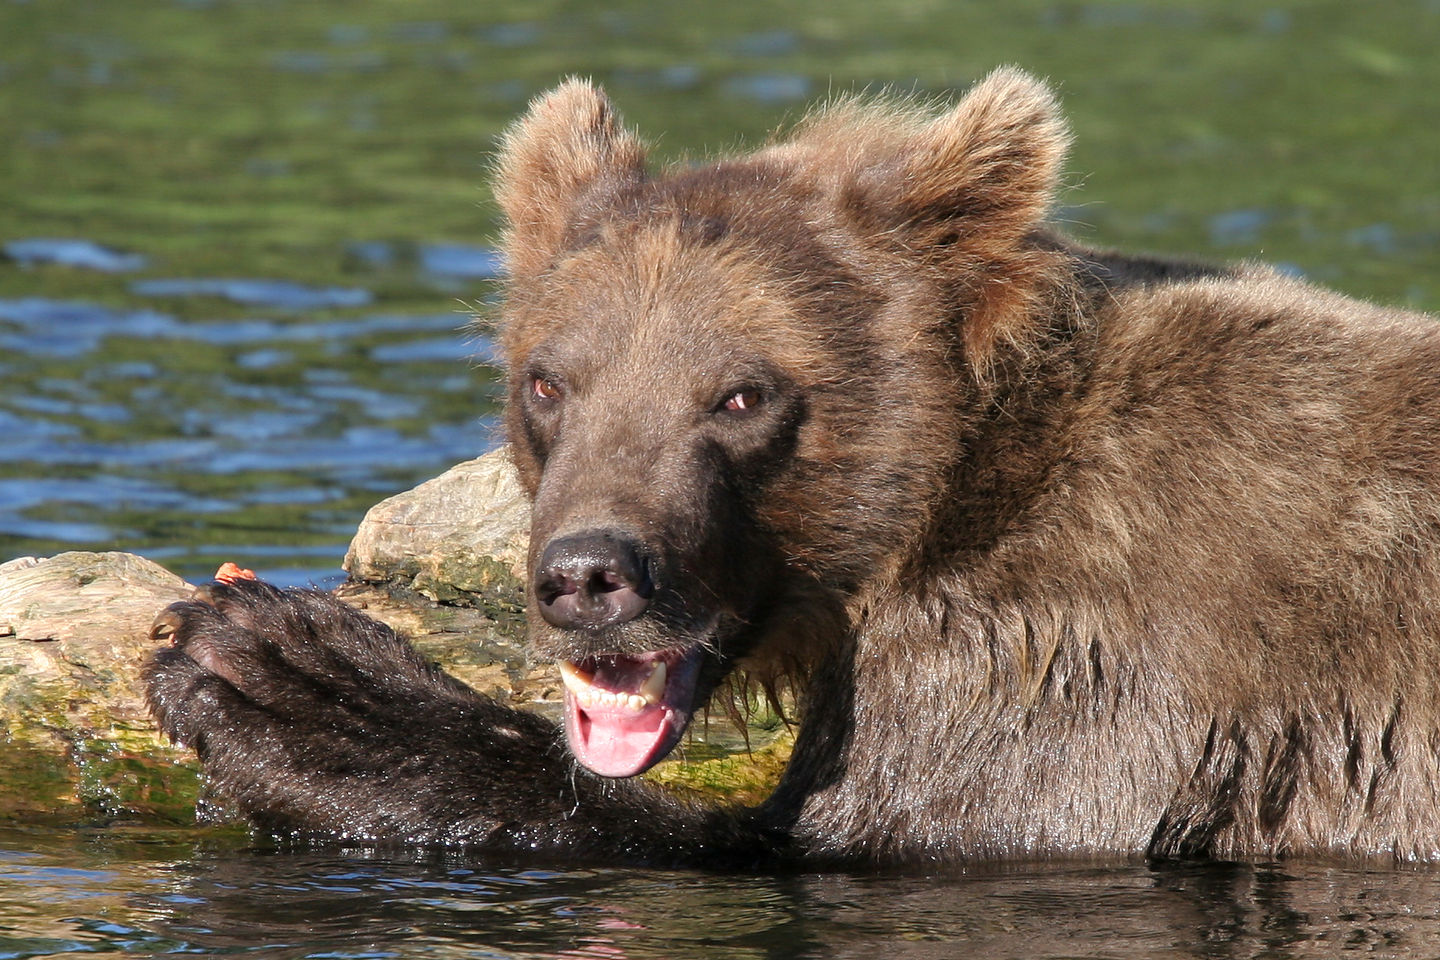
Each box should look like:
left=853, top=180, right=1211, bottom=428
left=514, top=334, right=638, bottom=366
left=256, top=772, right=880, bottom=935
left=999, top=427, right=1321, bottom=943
left=512, top=219, right=824, bottom=355
left=501, top=166, right=881, bottom=387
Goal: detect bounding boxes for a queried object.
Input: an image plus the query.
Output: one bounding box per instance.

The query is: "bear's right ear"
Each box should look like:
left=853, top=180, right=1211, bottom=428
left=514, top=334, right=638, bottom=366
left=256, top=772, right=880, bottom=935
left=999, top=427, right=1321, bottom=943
left=493, top=79, right=648, bottom=280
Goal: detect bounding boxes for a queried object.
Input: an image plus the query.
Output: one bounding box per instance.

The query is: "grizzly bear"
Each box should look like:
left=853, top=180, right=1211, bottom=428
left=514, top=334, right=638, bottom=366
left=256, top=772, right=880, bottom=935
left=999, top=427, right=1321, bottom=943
left=144, top=67, right=1440, bottom=865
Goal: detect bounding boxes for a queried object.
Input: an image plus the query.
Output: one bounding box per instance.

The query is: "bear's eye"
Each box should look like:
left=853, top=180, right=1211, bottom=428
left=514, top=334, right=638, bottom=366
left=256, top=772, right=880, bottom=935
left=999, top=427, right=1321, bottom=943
left=531, top=376, right=563, bottom=403
left=720, top=388, right=765, bottom=415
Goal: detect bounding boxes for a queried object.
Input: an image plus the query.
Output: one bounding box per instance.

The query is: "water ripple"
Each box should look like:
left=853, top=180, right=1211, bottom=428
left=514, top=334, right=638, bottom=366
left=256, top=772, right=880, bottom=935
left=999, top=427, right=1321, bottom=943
left=131, top=278, right=373, bottom=310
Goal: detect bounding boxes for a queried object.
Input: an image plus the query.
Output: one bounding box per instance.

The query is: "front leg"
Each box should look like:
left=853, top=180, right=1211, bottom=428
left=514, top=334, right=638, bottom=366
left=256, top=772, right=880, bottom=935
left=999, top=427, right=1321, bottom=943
left=143, top=578, right=780, bottom=867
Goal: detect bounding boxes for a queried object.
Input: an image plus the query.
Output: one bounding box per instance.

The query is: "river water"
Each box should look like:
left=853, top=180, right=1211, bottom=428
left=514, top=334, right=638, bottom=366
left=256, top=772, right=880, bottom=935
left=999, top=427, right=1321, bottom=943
left=4, top=1, right=1440, bottom=957
left=8, top=825, right=1440, bottom=958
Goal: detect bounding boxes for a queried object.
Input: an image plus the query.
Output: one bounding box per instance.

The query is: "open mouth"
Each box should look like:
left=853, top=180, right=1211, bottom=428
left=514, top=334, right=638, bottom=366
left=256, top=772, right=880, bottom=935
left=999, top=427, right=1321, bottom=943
left=558, top=647, right=706, bottom=777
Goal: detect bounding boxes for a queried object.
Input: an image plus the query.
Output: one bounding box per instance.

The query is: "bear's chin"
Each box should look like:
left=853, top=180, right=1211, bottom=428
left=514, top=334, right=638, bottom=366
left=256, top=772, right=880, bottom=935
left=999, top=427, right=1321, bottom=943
left=558, top=646, right=707, bottom=777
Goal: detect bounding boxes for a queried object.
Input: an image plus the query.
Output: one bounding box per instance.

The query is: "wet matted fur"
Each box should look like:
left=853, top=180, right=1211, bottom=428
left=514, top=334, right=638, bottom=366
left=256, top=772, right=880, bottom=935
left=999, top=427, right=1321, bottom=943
left=147, top=68, right=1440, bottom=865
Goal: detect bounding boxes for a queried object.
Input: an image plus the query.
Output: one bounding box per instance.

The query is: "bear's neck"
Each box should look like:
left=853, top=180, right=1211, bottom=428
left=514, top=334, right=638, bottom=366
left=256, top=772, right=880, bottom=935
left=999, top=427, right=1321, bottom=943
left=915, top=236, right=1235, bottom=574
left=905, top=240, right=1103, bottom=574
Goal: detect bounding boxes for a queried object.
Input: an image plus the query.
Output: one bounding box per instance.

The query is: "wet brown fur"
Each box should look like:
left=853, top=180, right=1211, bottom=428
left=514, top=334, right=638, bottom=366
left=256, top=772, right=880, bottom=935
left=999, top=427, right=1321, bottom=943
left=495, top=68, right=1440, bottom=862
left=139, top=68, right=1440, bottom=868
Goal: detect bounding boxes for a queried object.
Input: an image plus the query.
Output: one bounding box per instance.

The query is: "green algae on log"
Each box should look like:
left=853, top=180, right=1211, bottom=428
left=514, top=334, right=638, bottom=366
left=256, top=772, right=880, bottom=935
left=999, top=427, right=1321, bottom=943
left=0, top=552, right=199, bottom=824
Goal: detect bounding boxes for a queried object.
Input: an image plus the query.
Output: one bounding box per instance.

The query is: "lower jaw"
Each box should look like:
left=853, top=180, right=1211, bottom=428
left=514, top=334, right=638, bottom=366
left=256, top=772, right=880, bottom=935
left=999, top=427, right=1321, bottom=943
left=563, top=697, right=687, bottom=778
left=561, top=647, right=707, bottom=777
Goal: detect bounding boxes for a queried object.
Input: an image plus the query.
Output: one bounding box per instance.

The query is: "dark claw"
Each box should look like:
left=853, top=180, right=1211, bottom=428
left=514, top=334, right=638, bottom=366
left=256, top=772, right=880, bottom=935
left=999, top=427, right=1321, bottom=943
left=150, top=607, right=184, bottom=643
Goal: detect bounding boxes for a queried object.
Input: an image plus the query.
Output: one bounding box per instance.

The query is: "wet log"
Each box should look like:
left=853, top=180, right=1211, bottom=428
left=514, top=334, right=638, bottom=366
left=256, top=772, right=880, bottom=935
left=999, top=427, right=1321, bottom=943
left=343, top=446, right=530, bottom=609
left=0, top=452, right=552, bottom=825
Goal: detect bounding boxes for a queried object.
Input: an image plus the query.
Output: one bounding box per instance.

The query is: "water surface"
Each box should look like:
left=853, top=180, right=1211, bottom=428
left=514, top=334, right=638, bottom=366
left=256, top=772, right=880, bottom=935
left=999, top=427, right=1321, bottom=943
left=6, top=827, right=1440, bottom=958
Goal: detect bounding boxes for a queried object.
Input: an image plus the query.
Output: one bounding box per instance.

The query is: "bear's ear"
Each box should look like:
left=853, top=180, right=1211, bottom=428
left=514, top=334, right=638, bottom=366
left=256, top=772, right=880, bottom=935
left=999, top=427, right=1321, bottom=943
left=833, top=68, right=1071, bottom=366
left=844, top=67, right=1068, bottom=251
left=890, top=67, right=1066, bottom=246
left=493, top=79, right=648, bottom=280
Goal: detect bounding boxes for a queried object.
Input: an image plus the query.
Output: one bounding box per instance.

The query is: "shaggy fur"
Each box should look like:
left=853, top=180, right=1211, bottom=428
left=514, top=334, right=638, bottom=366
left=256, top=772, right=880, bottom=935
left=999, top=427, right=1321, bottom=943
left=146, top=68, right=1440, bottom=865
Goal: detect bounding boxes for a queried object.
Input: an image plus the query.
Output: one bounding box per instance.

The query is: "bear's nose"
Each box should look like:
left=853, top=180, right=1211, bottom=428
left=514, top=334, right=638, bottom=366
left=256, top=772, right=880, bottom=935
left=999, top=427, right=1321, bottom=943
left=533, top=531, right=654, bottom=630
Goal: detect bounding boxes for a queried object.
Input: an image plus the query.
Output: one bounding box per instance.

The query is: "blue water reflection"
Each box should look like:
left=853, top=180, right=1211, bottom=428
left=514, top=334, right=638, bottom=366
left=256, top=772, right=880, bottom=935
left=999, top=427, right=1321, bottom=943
left=418, top=244, right=504, bottom=279
left=3, top=239, right=148, bottom=273
left=0, top=271, right=501, bottom=584
left=9, top=828, right=1440, bottom=959
left=0, top=299, right=176, bottom=356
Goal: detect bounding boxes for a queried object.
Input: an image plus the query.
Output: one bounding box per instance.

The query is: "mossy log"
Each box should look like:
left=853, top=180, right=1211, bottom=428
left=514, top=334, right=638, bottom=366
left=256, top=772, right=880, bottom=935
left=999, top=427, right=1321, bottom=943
left=0, top=448, right=787, bottom=827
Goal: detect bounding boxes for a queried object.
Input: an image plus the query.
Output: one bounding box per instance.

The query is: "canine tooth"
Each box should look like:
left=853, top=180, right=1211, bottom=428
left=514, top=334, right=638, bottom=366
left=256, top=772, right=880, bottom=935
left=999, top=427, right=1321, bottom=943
left=640, top=661, right=667, bottom=705
left=559, top=660, right=594, bottom=697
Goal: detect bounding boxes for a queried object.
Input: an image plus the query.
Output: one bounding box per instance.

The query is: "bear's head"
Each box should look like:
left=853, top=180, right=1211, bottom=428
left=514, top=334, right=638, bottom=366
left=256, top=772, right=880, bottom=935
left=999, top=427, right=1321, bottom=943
left=493, top=68, right=1071, bottom=776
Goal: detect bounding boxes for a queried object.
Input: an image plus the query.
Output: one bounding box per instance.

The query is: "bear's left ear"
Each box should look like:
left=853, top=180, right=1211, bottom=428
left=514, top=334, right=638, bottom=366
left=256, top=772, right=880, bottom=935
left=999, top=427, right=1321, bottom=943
left=852, top=67, right=1068, bottom=251
left=836, top=68, right=1071, bottom=365
left=493, top=79, right=648, bottom=280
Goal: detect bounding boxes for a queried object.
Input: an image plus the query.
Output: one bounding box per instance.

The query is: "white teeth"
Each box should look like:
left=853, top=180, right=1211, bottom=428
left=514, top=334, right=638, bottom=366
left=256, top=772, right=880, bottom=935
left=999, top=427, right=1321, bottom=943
left=558, top=660, right=594, bottom=695
left=640, top=660, right=667, bottom=705
left=558, top=659, right=667, bottom=712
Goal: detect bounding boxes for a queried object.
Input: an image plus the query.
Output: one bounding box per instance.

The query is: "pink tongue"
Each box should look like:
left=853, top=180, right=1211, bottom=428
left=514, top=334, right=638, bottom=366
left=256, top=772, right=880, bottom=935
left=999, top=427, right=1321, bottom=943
left=569, top=704, right=670, bottom=778
left=564, top=652, right=702, bottom=778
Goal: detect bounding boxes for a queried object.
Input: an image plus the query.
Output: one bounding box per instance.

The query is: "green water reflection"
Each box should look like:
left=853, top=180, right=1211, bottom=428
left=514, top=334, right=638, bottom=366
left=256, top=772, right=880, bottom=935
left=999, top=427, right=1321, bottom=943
left=1, top=0, right=1437, bottom=580
left=1, top=4, right=1440, bottom=955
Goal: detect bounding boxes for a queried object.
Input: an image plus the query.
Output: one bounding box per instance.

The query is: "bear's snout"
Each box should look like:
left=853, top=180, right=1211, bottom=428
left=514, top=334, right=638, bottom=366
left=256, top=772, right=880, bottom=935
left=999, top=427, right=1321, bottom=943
left=533, top=530, right=655, bottom=631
